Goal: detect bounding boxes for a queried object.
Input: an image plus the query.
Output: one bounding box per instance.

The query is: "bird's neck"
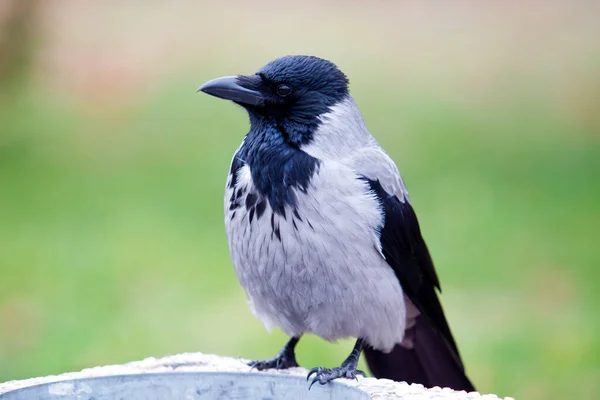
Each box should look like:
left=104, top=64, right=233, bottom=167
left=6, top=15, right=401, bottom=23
left=300, top=96, right=375, bottom=161
left=247, top=112, right=316, bottom=148
left=236, top=121, right=319, bottom=216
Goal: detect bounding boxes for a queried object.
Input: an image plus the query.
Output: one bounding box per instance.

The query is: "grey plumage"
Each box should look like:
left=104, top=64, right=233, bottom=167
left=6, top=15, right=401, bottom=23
left=199, top=55, right=474, bottom=391
left=225, top=97, right=407, bottom=351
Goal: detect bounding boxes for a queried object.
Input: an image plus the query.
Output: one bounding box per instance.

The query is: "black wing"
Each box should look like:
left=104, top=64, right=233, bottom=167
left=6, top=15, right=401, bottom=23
left=361, top=177, right=475, bottom=391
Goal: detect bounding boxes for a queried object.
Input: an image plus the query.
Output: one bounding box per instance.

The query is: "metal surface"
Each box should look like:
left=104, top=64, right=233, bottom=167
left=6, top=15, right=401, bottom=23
left=0, top=372, right=369, bottom=400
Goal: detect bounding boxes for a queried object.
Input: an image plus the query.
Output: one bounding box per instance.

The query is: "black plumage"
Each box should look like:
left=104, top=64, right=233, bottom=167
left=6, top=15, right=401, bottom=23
left=362, top=177, right=474, bottom=391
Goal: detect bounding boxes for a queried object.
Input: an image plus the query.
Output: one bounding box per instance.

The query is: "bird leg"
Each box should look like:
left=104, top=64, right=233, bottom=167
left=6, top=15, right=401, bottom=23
left=248, top=336, right=300, bottom=370
left=307, top=338, right=366, bottom=389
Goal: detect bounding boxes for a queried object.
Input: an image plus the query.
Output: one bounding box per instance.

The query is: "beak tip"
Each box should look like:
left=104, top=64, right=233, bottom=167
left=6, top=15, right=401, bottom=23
left=196, top=75, right=263, bottom=106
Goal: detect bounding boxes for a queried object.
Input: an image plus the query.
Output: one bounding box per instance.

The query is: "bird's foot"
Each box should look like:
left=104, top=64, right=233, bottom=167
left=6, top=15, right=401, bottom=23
left=248, top=351, right=298, bottom=371
left=248, top=336, right=300, bottom=371
left=307, top=365, right=366, bottom=389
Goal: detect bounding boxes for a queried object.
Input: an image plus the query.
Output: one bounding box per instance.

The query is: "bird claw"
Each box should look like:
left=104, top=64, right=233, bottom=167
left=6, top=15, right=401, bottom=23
left=247, top=354, right=298, bottom=371
left=306, top=367, right=322, bottom=381
left=307, top=366, right=366, bottom=389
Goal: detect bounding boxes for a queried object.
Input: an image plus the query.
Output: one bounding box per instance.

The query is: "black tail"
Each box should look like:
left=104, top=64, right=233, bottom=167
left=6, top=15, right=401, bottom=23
left=363, top=313, right=475, bottom=392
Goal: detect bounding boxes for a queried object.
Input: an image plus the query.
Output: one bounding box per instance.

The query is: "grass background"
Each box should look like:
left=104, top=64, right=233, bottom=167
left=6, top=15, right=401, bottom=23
left=1, top=2, right=599, bottom=399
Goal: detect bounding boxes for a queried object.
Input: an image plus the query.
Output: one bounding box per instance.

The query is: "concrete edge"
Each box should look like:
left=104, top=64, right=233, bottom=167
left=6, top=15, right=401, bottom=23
left=0, top=352, right=512, bottom=399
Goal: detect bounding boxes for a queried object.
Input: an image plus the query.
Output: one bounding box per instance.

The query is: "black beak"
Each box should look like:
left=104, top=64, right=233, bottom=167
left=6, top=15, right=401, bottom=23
left=197, top=75, right=264, bottom=107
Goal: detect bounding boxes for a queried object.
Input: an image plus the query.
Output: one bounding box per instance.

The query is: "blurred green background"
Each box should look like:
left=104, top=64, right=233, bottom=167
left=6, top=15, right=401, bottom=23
left=1, top=1, right=599, bottom=399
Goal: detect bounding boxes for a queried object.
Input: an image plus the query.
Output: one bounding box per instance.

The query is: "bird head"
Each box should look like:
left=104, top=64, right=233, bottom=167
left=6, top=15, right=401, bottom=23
left=198, top=55, right=351, bottom=146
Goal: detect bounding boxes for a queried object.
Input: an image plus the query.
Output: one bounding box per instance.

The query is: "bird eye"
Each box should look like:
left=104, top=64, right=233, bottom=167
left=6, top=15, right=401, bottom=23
left=276, top=84, right=292, bottom=97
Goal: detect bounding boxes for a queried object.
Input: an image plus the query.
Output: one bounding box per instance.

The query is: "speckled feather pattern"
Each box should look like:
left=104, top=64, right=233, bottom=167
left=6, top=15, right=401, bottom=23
left=224, top=97, right=410, bottom=352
